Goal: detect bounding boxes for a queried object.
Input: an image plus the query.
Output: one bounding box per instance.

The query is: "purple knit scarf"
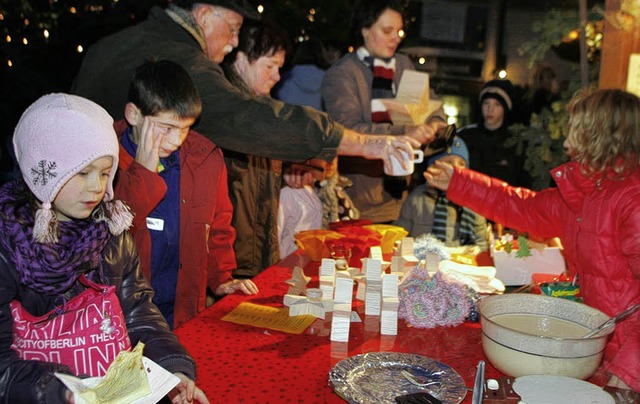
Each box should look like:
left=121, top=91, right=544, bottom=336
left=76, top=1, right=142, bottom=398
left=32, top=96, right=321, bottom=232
left=0, top=180, right=109, bottom=295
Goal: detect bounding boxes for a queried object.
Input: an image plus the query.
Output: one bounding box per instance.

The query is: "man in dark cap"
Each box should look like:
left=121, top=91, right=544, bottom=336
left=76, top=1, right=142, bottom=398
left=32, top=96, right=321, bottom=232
left=72, top=0, right=426, bottom=175
left=457, top=79, right=530, bottom=187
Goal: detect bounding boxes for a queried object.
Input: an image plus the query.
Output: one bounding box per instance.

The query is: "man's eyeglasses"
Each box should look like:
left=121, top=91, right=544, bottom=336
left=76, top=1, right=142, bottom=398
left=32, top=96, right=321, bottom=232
left=213, top=11, right=240, bottom=38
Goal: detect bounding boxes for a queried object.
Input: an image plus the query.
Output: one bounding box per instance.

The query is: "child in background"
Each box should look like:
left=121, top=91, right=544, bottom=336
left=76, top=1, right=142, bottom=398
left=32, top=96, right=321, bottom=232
left=0, top=93, right=207, bottom=403
left=115, top=60, right=257, bottom=329
left=277, top=159, right=326, bottom=258
left=426, top=89, right=640, bottom=393
left=395, top=136, right=488, bottom=250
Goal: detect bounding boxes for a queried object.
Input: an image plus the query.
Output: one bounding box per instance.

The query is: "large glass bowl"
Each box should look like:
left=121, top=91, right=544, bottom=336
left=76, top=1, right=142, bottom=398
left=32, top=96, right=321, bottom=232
left=478, top=293, right=612, bottom=379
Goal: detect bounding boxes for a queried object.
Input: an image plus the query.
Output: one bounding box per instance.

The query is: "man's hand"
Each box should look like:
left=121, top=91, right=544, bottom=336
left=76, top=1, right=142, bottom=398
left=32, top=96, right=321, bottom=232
left=424, top=160, right=455, bottom=191
left=337, top=129, right=421, bottom=173
left=405, top=120, right=447, bottom=145
left=215, top=279, right=259, bottom=296
left=134, top=117, right=163, bottom=172
left=168, top=373, right=210, bottom=404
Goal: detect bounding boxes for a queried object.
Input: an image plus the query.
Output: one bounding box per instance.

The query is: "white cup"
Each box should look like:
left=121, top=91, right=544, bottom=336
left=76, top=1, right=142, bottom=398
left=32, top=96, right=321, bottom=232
left=385, top=149, right=424, bottom=176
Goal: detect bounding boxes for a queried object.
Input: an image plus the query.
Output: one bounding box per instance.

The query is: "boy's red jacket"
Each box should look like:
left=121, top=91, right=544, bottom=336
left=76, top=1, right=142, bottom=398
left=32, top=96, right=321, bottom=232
left=113, top=120, right=236, bottom=329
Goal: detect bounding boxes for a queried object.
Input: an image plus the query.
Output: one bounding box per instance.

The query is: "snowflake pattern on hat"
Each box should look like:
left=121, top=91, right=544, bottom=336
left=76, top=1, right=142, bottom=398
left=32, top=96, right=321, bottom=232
left=30, top=160, right=58, bottom=186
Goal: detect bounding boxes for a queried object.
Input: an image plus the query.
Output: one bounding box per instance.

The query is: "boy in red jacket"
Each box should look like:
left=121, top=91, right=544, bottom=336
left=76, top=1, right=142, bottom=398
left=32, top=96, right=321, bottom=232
left=114, top=60, right=257, bottom=329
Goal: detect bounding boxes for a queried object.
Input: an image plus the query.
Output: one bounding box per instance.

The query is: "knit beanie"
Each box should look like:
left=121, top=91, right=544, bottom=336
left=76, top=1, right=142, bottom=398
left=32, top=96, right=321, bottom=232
left=479, top=79, right=513, bottom=112
left=13, top=93, right=132, bottom=243
left=426, top=136, right=470, bottom=168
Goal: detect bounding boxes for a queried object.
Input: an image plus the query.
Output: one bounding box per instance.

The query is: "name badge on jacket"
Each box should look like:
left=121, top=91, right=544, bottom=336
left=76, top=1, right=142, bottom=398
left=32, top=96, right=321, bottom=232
left=146, top=217, right=165, bottom=231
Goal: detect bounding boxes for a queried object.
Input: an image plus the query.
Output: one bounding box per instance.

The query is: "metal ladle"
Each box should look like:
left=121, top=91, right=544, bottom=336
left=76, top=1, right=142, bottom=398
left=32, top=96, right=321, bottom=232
left=581, top=303, right=640, bottom=339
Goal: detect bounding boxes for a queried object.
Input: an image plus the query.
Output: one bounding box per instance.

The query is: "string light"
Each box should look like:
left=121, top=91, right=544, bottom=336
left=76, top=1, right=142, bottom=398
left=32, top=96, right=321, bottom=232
left=22, top=37, right=28, bottom=45
left=77, top=45, right=83, bottom=53
left=443, top=103, right=459, bottom=126
left=43, top=29, right=49, bottom=39
left=7, top=60, right=12, bottom=67
left=257, top=5, right=264, bottom=14
left=5, top=35, right=11, bottom=43
left=418, top=57, right=426, bottom=65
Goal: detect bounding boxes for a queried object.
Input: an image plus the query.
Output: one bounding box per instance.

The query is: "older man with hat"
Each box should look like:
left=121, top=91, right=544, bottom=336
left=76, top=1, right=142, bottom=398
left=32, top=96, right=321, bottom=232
left=72, top=0, right=424, bottom=188
left=457, top=79, right=531, bottom=187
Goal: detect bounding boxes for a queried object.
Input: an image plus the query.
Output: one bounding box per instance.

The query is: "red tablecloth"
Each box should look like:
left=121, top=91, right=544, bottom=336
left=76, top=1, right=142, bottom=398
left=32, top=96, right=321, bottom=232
left=173, top=251, right=606, bottom=403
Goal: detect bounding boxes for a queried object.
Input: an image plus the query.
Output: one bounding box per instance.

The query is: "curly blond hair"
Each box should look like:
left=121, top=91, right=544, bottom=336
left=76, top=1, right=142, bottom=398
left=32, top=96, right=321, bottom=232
left=565, top=89, right=640, bottom=178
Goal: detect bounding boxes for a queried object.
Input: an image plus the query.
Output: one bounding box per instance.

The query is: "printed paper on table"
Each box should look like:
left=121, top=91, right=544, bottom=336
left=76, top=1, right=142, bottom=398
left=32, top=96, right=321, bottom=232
left=222, top=302, right=316, bottom=334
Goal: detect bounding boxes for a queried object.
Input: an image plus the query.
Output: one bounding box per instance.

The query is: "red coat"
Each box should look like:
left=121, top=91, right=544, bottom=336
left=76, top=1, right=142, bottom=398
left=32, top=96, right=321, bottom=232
left=448, top=161, right=640, bottom=390
left=114, top=121, right=236, bottom=329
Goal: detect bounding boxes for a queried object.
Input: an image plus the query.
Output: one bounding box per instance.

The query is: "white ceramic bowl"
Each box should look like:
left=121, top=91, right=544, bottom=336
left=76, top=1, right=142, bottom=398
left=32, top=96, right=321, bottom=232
left=478, top=293, right=612, bottom=379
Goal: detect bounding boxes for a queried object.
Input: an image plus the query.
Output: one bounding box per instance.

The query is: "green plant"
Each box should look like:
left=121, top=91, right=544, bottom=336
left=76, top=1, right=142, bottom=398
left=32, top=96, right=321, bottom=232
left=507, top=103, right=570, bottom=190
left=509, top=5, right=605, bottom=190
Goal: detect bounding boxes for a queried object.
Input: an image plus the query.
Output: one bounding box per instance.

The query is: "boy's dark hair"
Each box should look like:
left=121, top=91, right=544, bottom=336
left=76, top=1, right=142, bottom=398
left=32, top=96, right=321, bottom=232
left=351, top=0, right=406, bottom=47
left=127, top=59, right=202, bottom=119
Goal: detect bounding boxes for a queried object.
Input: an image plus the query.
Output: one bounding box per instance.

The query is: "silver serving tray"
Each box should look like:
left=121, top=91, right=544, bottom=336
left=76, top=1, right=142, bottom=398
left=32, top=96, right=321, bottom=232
left=329, top=352, right=467, bottom=403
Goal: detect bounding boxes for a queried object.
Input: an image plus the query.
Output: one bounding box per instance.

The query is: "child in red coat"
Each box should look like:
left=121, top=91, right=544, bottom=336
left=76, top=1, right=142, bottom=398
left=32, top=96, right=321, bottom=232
left=426, top=89, right=640, bottom=393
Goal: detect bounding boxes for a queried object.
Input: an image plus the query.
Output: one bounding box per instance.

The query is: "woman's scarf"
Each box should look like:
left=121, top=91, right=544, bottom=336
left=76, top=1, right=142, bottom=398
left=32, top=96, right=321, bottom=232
left=357, top=47, right=396, bottom=124
left=357, top=47, right=407, bottom=197
left=0, top=180, right=110, bottom=295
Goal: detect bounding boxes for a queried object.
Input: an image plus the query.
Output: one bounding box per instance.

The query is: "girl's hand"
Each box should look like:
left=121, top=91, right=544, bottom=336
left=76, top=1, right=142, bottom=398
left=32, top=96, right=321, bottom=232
left=424, top=160, right=455, bottom=191
left=66, top=388, right=75, bottom=404
left=168, top=373, right=210, bottom=404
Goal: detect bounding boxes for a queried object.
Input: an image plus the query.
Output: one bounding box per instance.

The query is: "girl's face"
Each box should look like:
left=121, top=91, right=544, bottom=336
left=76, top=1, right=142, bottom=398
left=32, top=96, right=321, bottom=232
left=563, top=116, right=579, bottom=159
left=236, top=49, right=286, bottom=96
left=481, top=98, right=505, bottom=130
left=52, top=156, right=113, bottom=222
left=362, top=8, right=404, bottom=59
left=563, top=134, right=578, bottom=159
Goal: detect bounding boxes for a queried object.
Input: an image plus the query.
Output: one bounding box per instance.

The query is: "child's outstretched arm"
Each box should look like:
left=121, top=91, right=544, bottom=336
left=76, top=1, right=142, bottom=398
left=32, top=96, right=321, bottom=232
left=424, top=160, right=455, bottom=191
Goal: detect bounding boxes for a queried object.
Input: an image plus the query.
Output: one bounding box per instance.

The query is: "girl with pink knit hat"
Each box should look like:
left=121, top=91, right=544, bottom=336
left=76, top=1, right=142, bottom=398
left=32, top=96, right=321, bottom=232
left=0, top=93, right=208, bottom=403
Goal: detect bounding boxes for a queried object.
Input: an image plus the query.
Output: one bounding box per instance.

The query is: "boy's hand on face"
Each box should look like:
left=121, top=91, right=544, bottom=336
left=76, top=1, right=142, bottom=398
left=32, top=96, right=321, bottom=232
left=135, top=117, right=163, bottom=173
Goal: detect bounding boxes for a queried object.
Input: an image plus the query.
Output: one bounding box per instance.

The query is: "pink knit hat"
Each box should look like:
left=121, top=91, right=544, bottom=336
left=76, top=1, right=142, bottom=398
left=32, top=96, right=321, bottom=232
left=13, top=93, right=132, bottom=243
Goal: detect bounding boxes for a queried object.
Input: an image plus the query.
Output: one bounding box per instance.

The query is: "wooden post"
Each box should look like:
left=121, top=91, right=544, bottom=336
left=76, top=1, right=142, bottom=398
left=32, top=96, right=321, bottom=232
left=598, top=0, right=640, bottom=90
left=579, top=0, right=588, bottom=89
